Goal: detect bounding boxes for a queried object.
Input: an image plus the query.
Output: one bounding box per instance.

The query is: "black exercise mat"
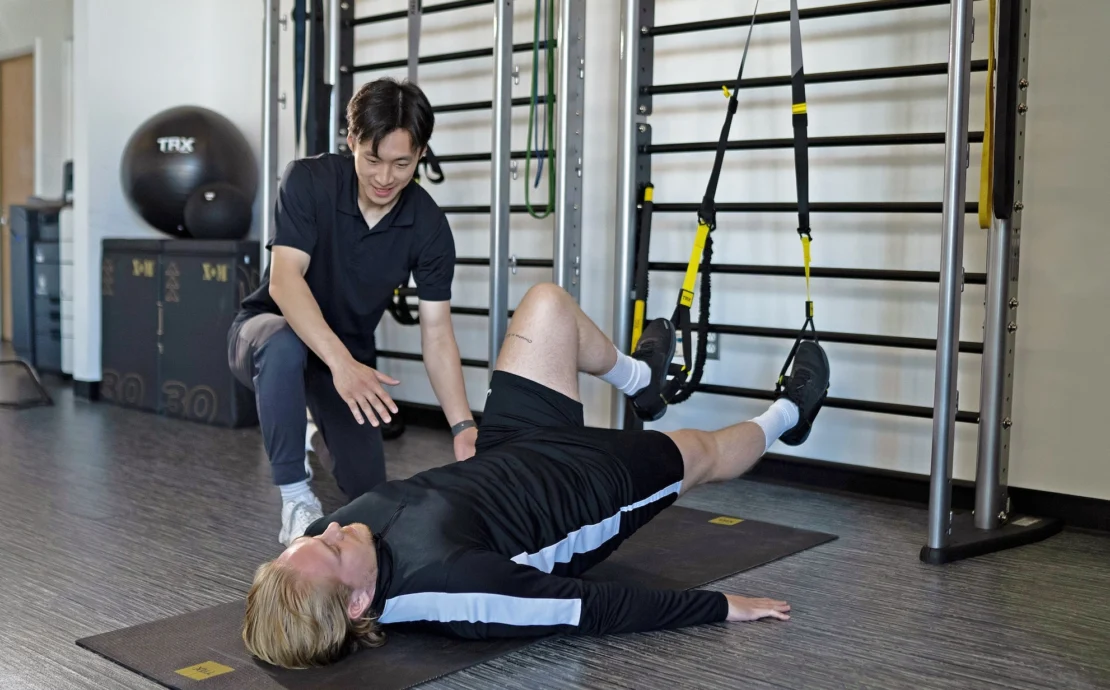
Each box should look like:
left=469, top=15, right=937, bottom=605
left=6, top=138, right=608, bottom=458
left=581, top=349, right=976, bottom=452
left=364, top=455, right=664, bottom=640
left=76, top=506, right=836, bottom=690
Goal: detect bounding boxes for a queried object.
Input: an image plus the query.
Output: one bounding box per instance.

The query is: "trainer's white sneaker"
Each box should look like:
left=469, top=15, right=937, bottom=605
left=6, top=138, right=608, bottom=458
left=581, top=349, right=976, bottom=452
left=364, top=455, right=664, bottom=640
left=278, top=498, right=324, bottom=547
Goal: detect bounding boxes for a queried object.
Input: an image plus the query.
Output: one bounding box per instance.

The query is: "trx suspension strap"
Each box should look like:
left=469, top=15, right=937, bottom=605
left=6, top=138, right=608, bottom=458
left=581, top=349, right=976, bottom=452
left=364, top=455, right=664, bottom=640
left=408, top=0, right=444, bottom=184
left=978, top=0, right=997, bottom=229
left=774, top=0, right=819, bottom=396
left=630, top=183, right=655, bottom=350
left=659, top=0, right=761, bottom=406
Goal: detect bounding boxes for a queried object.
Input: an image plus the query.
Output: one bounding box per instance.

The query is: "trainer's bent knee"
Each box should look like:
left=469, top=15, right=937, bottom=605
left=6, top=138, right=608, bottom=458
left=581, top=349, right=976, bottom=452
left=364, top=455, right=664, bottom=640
left=257, top=327, right=308, bottom=372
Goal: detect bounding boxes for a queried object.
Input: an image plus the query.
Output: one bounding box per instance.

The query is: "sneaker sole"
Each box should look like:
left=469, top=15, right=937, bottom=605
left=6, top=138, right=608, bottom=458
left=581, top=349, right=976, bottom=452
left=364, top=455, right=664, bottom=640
left=632, top=323, right=678, bottom=422
left=780, top=343, right=831, bottom=446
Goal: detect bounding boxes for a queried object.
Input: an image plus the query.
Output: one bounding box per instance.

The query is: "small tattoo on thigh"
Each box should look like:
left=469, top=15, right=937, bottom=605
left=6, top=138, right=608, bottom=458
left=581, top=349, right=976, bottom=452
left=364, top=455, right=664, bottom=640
left=507, top=333, right=533, bottom=344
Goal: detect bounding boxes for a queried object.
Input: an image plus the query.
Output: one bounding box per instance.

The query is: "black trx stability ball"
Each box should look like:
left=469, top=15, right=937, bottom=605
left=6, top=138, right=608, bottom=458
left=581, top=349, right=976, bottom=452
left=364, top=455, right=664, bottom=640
left=120, top=105, right=258, bottom=239
left=184, top=182, right=253, bottom=240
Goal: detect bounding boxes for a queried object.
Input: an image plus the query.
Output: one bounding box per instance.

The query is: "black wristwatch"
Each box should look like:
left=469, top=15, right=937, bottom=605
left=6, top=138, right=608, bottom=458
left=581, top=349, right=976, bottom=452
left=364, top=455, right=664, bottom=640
left=451, top=419, right=477, bottom=437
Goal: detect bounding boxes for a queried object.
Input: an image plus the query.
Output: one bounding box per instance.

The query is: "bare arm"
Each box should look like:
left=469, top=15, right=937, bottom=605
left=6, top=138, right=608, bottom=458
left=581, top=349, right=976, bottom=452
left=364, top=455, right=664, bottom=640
left=418, top=300, right=476, bottom=460
left=268, top=245, right=351, bottom=369
left=269, top=245, right=399, bottom=426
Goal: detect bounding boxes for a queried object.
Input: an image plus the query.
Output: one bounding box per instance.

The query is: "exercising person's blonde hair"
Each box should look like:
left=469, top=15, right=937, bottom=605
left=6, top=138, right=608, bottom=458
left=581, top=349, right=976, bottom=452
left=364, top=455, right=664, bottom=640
left=241, top=559, right=386, bottom=669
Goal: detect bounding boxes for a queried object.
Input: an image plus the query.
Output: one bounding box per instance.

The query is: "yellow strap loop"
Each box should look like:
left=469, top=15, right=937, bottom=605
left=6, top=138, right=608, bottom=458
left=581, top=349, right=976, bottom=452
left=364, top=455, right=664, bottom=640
left=801, top=235, right=812, bottom=306
left=978, top=0, right=996, bottom=229
left=680, top=221, right=711, bottom=308
left=631, top=301, right=646, bottom=349
left=722, top=85, right=731, bottom=99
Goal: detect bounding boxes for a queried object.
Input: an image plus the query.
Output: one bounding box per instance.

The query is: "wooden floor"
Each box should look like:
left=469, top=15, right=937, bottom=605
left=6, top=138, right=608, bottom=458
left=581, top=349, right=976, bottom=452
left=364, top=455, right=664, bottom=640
left=1, top=380, right=1108, bottom=690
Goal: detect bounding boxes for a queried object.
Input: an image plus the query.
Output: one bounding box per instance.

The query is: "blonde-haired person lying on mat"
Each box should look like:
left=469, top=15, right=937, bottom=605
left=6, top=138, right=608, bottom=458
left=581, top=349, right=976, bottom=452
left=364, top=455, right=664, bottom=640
left=242, top=283, right=830, bottom=669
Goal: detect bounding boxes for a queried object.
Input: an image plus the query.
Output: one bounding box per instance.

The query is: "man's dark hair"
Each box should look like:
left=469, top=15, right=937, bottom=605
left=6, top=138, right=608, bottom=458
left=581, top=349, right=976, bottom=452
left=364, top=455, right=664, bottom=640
left=346, top=78, right=434, bottom=156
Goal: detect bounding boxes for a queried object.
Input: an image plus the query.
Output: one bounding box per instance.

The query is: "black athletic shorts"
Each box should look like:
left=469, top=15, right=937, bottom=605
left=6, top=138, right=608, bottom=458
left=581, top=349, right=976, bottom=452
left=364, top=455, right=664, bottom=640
left=475, top=370, right=687, bottom=577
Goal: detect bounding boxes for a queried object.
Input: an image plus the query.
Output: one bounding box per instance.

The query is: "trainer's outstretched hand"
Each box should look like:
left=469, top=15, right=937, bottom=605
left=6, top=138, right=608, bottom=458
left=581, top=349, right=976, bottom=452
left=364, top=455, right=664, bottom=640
left=724, top=594, right=791, bottom=622
left=331, top=357, right=400, bottom=426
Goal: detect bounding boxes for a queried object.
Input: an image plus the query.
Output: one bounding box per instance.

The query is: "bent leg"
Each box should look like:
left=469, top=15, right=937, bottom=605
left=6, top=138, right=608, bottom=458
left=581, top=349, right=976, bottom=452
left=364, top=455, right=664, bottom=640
left=229, top=314, right=311, bottom=487
left=305, top=358, right=386, bottom=500
left=493, top=282, right=620, bottom=402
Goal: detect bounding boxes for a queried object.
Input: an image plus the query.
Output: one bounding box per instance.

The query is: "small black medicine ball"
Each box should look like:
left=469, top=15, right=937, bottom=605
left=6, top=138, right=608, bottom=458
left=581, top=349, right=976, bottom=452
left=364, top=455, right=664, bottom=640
left=184, top=183, right=253, bottom=240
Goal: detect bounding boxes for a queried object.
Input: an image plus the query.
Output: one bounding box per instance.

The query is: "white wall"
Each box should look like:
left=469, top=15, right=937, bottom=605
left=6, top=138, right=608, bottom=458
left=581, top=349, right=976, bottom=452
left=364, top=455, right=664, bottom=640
left=1006, top=0, right=1110, bottom=500
left=71, top=0, right=264, bottom=382
left=0, top=0, right=73, bottom=197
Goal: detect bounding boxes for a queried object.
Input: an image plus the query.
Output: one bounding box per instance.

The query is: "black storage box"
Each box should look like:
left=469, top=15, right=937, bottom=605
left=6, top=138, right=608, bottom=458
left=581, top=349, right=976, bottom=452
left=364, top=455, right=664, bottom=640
left=100, top=238, right=260, bottom=427
left=100, top=240, right=164, bottom=412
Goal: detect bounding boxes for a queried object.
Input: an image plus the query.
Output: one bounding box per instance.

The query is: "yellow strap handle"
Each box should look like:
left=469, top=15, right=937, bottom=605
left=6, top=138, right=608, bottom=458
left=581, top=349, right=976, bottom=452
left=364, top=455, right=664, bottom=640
left=801, top=235, right=812, bottom=308
left=978, top=0, right=996, bottom=229
left=680, top=220, right=711, bottom=308
left=630, top=185, right=655, bottom=349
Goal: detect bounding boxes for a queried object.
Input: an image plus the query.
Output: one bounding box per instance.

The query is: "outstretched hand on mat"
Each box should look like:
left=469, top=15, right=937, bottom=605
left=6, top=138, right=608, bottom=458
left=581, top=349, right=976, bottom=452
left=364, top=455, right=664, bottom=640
left=332, top=358, right=400, bottom=426
left=725, top=594, right=791, bottom=622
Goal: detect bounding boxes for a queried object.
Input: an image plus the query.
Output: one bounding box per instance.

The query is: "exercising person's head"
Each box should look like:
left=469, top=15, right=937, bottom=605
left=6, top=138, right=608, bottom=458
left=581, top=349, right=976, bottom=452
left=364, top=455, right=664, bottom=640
left=345, top=77, right=434, bottom=209
left=241, top=522, right=383, bottom=668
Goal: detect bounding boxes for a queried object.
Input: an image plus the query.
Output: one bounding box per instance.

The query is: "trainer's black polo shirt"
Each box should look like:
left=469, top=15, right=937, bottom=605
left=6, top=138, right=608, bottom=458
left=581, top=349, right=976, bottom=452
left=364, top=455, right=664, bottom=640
left=239, top=153, right=455, bottom=363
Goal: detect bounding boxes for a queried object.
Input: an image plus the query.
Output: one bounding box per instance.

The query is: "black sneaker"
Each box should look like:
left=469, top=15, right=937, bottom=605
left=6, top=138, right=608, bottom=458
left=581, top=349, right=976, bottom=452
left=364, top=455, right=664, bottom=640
left=776, top=340, right=830, bottom=446
left=629, top=318, right=676, bottom=422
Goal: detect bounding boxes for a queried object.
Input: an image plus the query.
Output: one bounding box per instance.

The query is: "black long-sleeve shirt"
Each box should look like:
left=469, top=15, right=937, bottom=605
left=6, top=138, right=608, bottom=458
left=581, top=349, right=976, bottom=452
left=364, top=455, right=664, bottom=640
left=303, top=427, right=728, bottom=639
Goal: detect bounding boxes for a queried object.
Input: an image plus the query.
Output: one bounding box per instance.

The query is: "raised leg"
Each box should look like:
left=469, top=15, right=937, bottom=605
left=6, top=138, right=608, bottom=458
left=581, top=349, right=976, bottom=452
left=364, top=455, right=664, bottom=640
left=493, top=283, right=623, bottom=402
left=664, top=422, right=771, bottom=495
left=665, top=340, right=832, bottom=495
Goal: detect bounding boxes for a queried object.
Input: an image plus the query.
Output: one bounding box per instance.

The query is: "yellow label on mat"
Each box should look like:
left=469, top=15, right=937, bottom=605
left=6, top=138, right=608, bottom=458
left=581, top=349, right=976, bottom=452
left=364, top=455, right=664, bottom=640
left=175, top=662, right=234, bottom=681
left=709, top=516, right=743, bottom=526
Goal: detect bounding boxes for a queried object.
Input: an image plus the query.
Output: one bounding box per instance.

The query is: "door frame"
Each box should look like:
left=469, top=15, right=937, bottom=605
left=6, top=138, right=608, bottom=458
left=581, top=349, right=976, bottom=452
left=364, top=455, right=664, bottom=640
left=1, top=47, right=37, bottom=344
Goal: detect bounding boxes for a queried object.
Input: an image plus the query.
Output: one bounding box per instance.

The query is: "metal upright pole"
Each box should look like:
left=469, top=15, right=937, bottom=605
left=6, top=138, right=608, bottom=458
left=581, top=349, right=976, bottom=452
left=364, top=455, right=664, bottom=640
left=926, top=0, right=974, bottom=551
left=489, top=0, right=514, bottom=375
left=260, top=0, right=282, bottom=272
left=974, top=0, right=1032, bottom=530
left=328, top=0, right=342, bottom=153
left=610, top=0, right=643, bottom=429
left=553, top=0, right=586, bottom=302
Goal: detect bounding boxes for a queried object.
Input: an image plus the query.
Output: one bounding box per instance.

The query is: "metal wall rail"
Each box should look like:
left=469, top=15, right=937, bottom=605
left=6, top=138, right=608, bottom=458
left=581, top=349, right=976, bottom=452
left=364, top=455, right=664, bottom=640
left=433, top=95, right=555, bottom=114
left=647, top=131, right=984, bottom=154
left=378, top=350, right=490, bottom=370
left=351, top=0, right=495, bottom=26
left=439, top=204, right=543, bottom=214
left=647, top=262, right=988, bottom=284
left=645, top=0, right=964, bottom=37
left=351, top=40, right=556, bottom=74
left=435, top=149, right=554, bottom=163
left=702, top=322, right=983, bottom=354
left=646, top=61, right=989, bottom=97
left=651, top=201, right=978, bottom=214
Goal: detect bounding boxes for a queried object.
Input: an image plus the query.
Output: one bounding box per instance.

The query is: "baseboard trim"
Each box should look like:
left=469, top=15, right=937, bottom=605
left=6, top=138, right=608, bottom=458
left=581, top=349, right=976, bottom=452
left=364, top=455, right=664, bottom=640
left=749, top=453, right=1110, bottom=535
left=396, top=402, right=1110, bottom=535
left=73, top=380, right=99, bottom=401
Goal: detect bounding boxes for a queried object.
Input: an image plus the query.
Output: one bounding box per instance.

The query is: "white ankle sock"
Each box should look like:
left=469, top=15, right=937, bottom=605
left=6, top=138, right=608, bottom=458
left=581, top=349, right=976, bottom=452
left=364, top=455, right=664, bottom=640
left=751, top=399, right=800, bottom=453
left=599, top=346, right=652, bottom=395
left=279, top=479, right=317, bottom=506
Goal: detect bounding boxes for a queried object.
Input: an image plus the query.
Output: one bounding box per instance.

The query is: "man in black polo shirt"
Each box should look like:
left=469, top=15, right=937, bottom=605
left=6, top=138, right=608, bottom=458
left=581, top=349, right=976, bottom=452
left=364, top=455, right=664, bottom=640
left=229, top=78, right=474, bottom=545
